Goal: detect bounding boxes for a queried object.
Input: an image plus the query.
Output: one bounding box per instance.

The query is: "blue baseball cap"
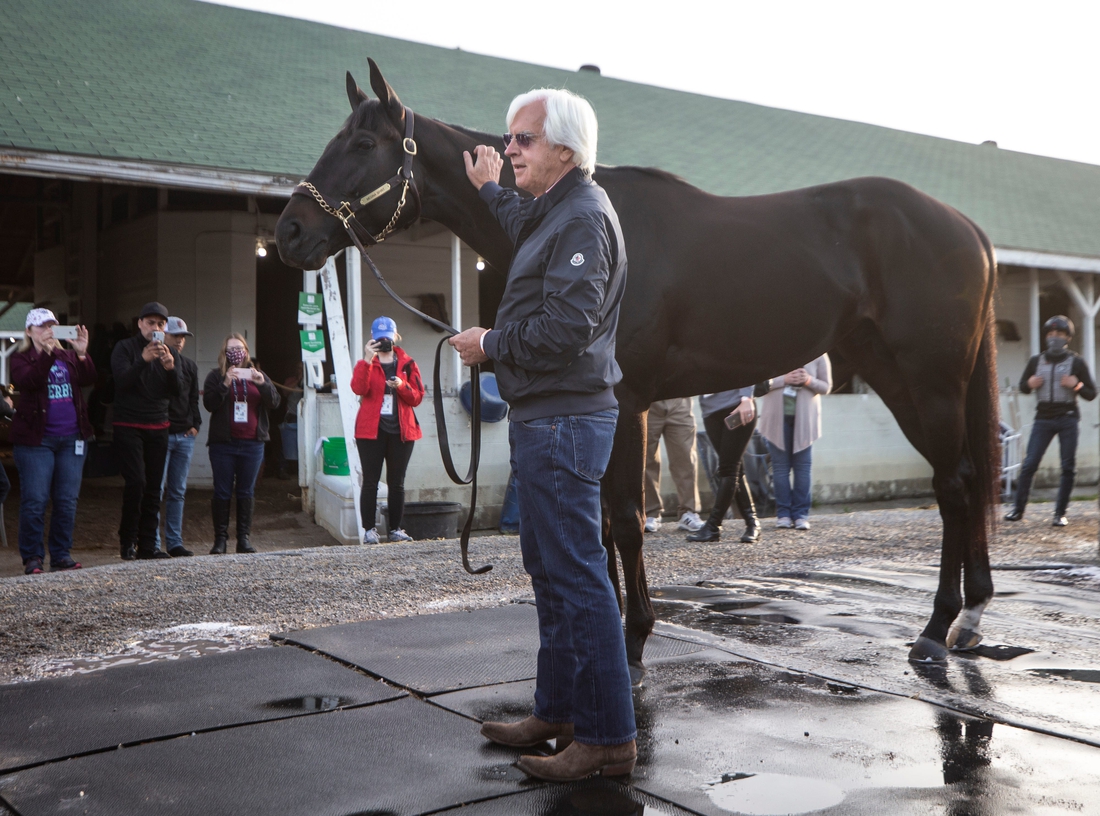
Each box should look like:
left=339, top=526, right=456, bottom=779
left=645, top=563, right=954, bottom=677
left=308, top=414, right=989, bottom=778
left=371, top=316, right=397, bottom=341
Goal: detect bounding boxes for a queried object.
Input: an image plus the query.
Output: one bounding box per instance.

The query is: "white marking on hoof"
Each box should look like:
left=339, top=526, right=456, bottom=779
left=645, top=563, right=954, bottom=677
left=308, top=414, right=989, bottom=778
left=947, top=600, right=989, bottom=649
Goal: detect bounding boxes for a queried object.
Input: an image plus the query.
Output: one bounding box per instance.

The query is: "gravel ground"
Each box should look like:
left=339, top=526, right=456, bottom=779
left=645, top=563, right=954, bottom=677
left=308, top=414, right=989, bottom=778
left=1, top=501, right=1097, bottom=686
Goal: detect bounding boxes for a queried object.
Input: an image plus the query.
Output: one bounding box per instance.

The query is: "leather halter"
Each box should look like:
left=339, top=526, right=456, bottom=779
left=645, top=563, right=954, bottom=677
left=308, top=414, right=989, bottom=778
left=292, top=106, right=421, bottom=249
left=291, top=106, right=491, bottom=576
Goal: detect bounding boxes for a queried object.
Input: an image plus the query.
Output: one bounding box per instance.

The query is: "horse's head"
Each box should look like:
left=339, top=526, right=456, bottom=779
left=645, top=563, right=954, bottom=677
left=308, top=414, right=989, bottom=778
left=276, top=59, right=417, bottom=270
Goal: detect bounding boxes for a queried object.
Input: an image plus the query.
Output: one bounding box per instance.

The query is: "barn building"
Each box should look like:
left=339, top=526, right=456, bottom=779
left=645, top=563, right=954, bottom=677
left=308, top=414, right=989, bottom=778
left=3, top=0, right=1100, bottom=536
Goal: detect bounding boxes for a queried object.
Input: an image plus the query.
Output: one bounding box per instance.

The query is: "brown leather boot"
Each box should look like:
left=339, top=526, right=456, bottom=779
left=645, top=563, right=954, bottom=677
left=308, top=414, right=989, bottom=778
left=516, top=739, right=637, bottom=781
left=480, top=715, right=574, bottom=748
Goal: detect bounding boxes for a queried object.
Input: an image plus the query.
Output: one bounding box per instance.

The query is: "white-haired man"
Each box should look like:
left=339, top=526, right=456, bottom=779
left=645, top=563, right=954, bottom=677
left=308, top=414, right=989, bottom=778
left=450, top=88, right=636, bottom=781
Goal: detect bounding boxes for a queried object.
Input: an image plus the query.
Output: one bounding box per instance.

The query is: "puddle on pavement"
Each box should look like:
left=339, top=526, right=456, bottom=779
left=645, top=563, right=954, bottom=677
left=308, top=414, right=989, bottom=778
left=1026, top=668, right=1100, bottom=684
left=35, top=623, right=264, bottom=677
left=705, top=772, right=846, bottom=815
left=264, top=695, right=353, bottom=711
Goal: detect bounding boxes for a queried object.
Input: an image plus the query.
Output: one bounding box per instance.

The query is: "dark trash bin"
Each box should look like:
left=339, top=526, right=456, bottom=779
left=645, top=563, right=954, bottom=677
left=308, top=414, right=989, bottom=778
left=385, top=501, right=462, bottom=540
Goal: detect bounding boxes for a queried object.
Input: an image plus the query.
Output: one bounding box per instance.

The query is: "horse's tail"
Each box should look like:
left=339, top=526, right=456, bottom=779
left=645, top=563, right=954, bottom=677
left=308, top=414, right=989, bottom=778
left=965, top=235, right=1001, bottom=553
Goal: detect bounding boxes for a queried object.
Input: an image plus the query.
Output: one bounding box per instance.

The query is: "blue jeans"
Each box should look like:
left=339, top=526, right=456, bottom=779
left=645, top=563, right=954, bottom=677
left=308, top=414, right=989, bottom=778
left=208, top=440, right=265, bottom=500
left=509, top=408, right=636, bottom=746
left=767, top=415, right=814, bottom=521
left=14, top=435, right=86, bottom=565
left=1014, top=413, right=1078, bottom=517
left=155, top=433, right=197, bottom=551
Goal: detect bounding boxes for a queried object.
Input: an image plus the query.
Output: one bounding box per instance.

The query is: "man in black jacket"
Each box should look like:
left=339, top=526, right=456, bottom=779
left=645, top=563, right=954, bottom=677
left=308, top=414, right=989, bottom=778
left=111, top=302, right=178, bottom=560
left=451, top=88, right=635, bottom=783
left=1006, top=315, right=1097, bottom=526
left=152, top=316, right=201, bottom=557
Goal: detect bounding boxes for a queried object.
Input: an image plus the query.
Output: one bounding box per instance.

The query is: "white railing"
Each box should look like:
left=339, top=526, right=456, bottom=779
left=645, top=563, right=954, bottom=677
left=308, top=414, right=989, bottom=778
left=1000, top=421, right=1023, bottom=501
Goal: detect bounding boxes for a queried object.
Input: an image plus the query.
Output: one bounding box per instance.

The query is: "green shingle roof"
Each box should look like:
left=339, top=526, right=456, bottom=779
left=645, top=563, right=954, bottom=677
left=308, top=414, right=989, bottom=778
left=2, top=0, right=1098, bottom=258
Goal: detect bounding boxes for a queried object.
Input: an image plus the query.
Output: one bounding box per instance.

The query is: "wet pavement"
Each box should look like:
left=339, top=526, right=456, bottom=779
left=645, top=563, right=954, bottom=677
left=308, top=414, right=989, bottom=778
left=1, top=563, right=1099, bottom=814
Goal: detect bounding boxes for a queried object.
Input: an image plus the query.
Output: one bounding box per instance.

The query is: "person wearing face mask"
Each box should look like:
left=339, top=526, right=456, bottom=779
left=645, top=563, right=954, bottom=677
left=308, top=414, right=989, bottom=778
left=1006, top=315, right=1096, bottom=526
left=203, top=334, right=280, bottom=554
left=351, top=317, right=425, bottom=544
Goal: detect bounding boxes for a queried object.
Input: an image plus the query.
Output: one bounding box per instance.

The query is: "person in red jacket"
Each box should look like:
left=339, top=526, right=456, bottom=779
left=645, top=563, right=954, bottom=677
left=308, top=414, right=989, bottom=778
left=352, top=316, right=425, bottom=544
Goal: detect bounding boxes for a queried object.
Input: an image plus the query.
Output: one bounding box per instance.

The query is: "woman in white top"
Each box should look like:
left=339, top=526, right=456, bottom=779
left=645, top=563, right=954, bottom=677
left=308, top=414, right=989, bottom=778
left=756, top=354, right=831, bottom=530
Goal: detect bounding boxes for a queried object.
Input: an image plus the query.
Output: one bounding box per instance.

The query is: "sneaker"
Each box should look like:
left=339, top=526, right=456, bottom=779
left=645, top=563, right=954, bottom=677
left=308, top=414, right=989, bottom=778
left=794, top=518, right=811, bottom=531
left=643, top=517, right=661, bottom=533
left=677, top=512, right=705, bottom=532
left=23, top=557, right=44, bottom=575
left=50, top=558, right=82, bottom=572
left=1052, top=515, right=1069, bottom=527
left=388, top=528, right=413, bottom=542
left=363, top=527, right=380, bottom=545
left=775, top=517, right=793, bottom=529
left=1004, top=509, right=1024, bottom=522
left=167, top=546, right=194, bottom=557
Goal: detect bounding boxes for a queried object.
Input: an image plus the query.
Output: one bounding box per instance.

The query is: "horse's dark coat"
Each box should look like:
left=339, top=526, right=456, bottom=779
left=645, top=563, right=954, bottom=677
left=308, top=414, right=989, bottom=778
left=276, top=61, right=1000, bottom=675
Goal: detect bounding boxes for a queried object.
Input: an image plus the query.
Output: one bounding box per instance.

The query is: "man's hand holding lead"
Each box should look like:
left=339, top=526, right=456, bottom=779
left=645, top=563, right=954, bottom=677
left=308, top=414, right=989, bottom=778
left=463, top=145, right=503, bottom=191
left=449, top=327, right=490, bottom=366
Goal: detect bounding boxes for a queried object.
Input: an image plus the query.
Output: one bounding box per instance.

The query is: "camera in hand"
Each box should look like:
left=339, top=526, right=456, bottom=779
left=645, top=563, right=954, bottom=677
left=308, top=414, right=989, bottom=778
left=377, top=338, right=393, bottom=352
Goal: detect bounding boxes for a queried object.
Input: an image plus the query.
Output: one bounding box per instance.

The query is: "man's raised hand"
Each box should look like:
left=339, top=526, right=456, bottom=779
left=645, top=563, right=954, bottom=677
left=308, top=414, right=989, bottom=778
left=463, top=145, right=503, bottom=191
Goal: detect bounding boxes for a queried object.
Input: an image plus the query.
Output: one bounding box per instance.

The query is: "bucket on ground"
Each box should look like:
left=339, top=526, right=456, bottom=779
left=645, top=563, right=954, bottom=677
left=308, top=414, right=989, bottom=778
left=385, top=501, right=462, bottom=540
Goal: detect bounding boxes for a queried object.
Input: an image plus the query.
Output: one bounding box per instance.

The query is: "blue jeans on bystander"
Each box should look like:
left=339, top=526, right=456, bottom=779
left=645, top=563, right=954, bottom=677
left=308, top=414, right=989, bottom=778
left=208, top=440, right=265, bottom=500
left=1013, top=413, right=1079, bottom=517
left=14, top=435, right=85, bottom=566
left=509, top=408, right=636, bottom=747
left=767, top=414, right=814, bottom=521
left=155, top=432, right=197, bottom=551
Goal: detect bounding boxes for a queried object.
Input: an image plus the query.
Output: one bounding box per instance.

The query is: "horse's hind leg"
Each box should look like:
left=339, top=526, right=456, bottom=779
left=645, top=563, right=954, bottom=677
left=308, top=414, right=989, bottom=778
left=603, top=407, right=654, bottom=686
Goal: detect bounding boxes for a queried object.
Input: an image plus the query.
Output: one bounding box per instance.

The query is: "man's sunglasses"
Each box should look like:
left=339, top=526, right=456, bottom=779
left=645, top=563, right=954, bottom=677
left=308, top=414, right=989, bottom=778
left=502, top=131, right=541, bottom=149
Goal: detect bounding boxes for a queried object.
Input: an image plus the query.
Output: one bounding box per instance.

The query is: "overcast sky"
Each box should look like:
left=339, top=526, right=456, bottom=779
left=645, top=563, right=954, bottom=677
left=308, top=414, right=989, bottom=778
left=206, top=0, right=1099, bottom=167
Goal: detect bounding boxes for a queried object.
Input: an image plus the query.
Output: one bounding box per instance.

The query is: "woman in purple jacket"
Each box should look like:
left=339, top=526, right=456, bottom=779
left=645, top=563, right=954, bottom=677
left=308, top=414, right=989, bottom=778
left=11, top=308, right=96, bottom=574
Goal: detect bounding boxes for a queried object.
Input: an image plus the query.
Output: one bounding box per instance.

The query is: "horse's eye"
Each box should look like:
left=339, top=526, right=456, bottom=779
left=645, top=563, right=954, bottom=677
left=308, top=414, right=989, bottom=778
left=354, top=139, right=376, bottom=152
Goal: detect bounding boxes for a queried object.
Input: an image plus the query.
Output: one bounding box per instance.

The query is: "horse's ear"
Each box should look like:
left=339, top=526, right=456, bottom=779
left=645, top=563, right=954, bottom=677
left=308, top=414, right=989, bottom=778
left=367, top=58, right=403, bottom=125
left=346, top=71, right=368, bottom=111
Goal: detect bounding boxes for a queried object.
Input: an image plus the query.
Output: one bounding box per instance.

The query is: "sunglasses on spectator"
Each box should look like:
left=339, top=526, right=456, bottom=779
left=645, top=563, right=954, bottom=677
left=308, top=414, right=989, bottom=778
left=502, top=131, right=542, bottom=149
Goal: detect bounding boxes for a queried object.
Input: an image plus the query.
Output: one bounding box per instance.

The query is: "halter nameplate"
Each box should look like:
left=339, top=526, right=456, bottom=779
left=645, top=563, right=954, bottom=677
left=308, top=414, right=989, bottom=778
left=359, top=182, right=392, bottom=207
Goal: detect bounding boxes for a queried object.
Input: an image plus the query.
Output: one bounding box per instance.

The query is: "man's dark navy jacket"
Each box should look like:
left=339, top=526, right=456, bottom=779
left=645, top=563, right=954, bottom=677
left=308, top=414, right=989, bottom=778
left=478, top=167, right=627, bottom=421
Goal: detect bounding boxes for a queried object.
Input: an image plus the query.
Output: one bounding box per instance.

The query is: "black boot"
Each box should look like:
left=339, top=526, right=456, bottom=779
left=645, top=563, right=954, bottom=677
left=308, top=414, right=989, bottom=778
left=687, top=476, right=737, bottom=542
left=236, top=496, right=256, bottom=553
left=210, top=497, right=231, bottom=554
left=735, top=473, right=760, bottom=543
left=120, top=540, right=137, bottom=561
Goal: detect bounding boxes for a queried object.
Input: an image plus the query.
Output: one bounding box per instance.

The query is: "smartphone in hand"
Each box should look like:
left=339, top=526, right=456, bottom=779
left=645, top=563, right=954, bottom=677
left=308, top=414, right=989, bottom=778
left=152, top=330, right=165, bottom=344
left=724, top=411, right=745, bottom=431
left=233, top=367, right=255, bottom=381
left=53, top=325, right=79, bottom=341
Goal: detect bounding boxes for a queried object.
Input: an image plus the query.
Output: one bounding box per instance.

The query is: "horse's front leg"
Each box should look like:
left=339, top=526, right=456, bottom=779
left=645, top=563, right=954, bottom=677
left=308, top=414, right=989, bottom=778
left=605, top=409, right=654, bottom=685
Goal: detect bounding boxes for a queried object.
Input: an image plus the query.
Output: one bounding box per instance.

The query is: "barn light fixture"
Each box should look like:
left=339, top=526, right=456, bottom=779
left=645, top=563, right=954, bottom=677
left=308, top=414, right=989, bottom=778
left=475, top=256, right=485, bottom=271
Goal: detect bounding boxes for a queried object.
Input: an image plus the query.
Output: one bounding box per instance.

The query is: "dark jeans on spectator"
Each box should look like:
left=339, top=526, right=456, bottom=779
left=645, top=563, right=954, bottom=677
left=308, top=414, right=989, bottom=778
left=1014, top=413, right=1079, bottom=517
left=357, top=433, right=414, bottom=532
left=14, top=435, right=85, bottom=565
left=209, top=440, right=265, bottom=501
left=114, top=426, right=168, bottom=552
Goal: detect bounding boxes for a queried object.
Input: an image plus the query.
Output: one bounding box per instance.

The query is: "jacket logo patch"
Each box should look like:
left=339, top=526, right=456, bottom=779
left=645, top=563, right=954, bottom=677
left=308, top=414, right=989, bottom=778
left=570, top=253, right=585, bottom=266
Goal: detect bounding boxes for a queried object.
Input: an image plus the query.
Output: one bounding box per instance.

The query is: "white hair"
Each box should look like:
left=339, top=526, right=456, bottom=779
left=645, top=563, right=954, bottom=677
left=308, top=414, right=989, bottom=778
left=507, top=88, right=598, bottom=175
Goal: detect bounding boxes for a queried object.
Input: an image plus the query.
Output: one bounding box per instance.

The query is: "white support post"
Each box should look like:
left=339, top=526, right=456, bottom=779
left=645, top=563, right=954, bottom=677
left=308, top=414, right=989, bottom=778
left=346, top=248, right=363, bottom=364
left=451, top=233, right=462, bottom=392
left=1029, top=268, right=1041, bottom=358
left=1055, top=270, right=1100, bottom=376
left=300, top=268, right=321, bottom=513
left=320, top=258, right=367, bottom=543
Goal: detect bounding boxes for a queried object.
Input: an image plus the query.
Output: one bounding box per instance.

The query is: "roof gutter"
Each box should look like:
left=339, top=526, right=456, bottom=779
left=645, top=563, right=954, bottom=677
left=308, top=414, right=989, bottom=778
left=0, top=147, right=299, bottom=197
left=996, top=248, right=1100, bottom=274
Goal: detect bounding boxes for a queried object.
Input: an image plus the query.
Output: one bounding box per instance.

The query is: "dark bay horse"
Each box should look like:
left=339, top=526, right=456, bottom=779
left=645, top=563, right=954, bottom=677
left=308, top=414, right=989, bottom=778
left=276, top=61, right=1000, bottom=679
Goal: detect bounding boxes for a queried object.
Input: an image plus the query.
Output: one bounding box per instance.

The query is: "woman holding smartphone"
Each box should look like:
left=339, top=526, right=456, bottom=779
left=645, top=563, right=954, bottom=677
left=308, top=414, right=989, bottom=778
left=10, top=309, right=96, bottom=573
left=203, top=334, right=280, bottom=554
left=686, top=388, right=760, bottom=544
left=351, top=316, right=425, bottom=544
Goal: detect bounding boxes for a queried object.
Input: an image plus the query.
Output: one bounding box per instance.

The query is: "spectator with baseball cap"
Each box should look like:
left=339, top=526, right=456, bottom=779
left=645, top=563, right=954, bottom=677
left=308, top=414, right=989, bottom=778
left=152, top=316, right=201, bottom=557
left=110, top=301, right=178, bottom=560
left=10, top=308, right=96, bottom=574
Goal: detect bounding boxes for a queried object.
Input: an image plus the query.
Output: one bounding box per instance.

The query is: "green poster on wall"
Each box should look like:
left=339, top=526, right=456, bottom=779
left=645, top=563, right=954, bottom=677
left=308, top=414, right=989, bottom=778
left=299, top=329, right=327, bottom=362
left=298, top=292, right=323, bottom=325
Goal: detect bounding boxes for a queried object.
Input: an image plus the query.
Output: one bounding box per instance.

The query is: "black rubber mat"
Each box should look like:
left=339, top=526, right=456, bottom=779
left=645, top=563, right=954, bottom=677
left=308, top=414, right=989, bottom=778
left=0, top=697, right=525, bottom=816
left=275, top=605, right=707, bottom=694
left=431, top=779, right=697, bottom=815
left=0, top=645, right=401, bottom=772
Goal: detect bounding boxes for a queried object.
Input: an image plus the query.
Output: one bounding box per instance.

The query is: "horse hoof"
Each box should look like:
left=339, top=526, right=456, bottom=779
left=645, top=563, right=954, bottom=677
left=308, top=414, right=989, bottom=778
left=628, top=663, right=646, bottom=688
left=947, top=627, right=983, bottom=651
left=908, top=636, right=949, bottom=664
